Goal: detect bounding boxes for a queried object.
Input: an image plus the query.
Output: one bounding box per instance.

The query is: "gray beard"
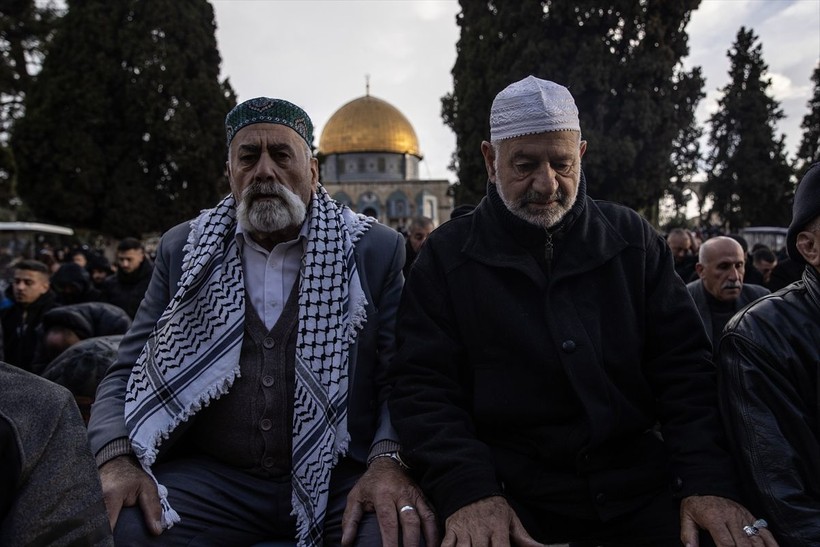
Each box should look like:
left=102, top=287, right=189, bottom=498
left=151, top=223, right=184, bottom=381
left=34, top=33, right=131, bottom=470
left=498, top=185, right=576, bottom=229
left=236, top=182, right=307, bottom=234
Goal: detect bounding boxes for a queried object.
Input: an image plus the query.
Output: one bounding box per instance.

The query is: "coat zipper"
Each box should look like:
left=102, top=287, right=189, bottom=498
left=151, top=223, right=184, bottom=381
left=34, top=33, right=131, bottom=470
left=544, top=229, right=554, bottom=275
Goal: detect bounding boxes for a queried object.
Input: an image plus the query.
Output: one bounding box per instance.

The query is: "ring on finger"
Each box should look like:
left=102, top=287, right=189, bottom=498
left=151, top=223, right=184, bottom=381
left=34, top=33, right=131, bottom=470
left=743, top=525, right=759, bottom=537
left=753, top=518, right=768, bottom=529
left=399, top=505, right=416, bottom=513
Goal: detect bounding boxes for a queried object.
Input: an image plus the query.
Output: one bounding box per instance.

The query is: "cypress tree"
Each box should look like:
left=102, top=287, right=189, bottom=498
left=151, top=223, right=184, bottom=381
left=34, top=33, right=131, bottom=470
left=795, top=64, right=820, bottom=179
left=442, top=0, right=704, bottom=222
left=12, top=0, right=236, bottom=237
left=0, top=0, right=58, bottom=211
left=703, top=27, right=792, bottom=230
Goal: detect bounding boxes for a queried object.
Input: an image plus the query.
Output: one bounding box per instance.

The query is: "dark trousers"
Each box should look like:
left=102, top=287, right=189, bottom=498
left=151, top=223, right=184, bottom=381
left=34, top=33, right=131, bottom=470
left=511, top=487, right=717, bottom=547
left=114, top=457, right=379, bottom=546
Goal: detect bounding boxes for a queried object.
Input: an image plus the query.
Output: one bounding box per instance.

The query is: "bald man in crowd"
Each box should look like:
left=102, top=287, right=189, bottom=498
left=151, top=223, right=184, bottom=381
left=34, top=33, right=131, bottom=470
left=686, top=236, right=769, bottom=348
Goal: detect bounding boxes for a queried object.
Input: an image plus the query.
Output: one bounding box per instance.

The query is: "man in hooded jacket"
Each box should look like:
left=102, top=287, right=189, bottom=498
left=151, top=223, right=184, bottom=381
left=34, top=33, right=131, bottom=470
left=717, top=163, right=820, bottom=546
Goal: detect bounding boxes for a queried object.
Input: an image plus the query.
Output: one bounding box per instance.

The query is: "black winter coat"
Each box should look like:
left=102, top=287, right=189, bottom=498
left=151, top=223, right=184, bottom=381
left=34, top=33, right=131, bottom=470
left=100, top=258, right=153, bottom=319
left=718, top=266, right=820, bottom=546
left=1, top=291, right=58, bottom=371
left=389, top=182, right=740, bottom=521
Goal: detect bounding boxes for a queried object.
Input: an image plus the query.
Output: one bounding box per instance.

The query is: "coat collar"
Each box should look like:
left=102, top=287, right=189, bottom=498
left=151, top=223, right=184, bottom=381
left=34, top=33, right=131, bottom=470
left=462, top=173, right=629, bottom=287
left=803, top=265, right=820, bottom=309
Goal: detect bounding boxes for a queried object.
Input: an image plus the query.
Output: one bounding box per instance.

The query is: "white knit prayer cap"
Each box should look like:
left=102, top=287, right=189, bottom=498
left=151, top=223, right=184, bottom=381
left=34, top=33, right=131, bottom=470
left=490, top=76, right=580, bottom=141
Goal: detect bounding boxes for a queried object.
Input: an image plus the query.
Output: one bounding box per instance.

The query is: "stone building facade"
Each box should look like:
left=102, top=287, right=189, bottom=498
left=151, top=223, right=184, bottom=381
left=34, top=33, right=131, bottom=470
left=317, top=92, right=452, bottom=230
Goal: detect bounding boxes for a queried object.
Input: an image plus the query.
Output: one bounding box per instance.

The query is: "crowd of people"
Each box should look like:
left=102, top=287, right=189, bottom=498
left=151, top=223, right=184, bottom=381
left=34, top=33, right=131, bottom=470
left=1, top=76, right=818, bottom=547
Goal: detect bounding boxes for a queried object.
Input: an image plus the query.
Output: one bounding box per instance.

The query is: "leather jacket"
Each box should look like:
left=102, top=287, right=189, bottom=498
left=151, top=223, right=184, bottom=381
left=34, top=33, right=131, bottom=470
left=718, top=266, right=820, bottom=546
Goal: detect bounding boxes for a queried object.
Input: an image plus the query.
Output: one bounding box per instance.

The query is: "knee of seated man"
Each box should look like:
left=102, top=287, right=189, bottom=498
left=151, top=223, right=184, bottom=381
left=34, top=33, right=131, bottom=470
left=113, top=506, right=156, bottom=545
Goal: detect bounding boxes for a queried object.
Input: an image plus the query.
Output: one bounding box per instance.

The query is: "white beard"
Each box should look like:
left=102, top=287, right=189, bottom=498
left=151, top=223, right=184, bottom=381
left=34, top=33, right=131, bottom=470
left=496, top=182, right=577, bottom=229
left=236, top=181, right=307, bottom=234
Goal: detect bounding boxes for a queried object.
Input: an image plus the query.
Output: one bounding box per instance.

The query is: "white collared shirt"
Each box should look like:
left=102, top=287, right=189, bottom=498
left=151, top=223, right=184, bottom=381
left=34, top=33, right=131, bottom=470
left=235, top=218, right=309, bottom=330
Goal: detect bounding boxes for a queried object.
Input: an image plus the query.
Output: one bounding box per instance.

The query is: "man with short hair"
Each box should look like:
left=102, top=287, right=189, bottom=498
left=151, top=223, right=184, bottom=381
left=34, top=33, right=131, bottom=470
left=389, top=76, right=772, bottom=545
left=403, top=216, right=434, bottom=278
left=686, top=236, right=769, bottom=346
left=751, top=246, right=778, bottom=286
left=717, top=163, right=820, bottom=545
left=100, top=237, right=153, bottom=318
left=1, top=259, right=58, bottom=370
left=88, top=97, right=435, bottom=546
left=667, top=227, right=696, bottom=281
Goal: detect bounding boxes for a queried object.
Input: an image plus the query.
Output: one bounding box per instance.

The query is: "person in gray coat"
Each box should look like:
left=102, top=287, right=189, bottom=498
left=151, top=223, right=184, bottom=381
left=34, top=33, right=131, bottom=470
left=0, top=362, right=112, bottom=546
left=686, top=236, right=769, bottom=348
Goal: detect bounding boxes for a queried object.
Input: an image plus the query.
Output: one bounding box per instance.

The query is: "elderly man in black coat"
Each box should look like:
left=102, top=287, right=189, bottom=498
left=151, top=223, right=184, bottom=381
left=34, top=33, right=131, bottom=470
left=389, top=76, right=774, bottom=546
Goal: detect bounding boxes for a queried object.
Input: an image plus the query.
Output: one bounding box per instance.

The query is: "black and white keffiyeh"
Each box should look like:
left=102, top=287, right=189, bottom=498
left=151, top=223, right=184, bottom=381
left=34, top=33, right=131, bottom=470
left=124, top=185, right=373, bottom=546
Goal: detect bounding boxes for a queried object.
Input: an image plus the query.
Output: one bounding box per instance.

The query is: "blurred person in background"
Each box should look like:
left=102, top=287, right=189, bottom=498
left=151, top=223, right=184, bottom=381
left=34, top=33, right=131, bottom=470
left=686, top=236, right=769, bottom=350
left=100, top=237, right=153, bottom=318
left=403, top=216, right=434, bottom=279
left=1, top=259, right=58, bottom=371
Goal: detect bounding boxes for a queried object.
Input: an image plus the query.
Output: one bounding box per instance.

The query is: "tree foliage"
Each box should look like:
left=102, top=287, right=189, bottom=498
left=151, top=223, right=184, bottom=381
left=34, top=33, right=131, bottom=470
left=0, top=0, right=58, bottom=134
left=442, top=0, right=704, bottom=222
left=12, top=0, right=236, bottom=237
left=0, top=0, right=59, bottom=207
left=703, top=27, right=792, bottom=230
left=795, top=64, right=820, bottom=179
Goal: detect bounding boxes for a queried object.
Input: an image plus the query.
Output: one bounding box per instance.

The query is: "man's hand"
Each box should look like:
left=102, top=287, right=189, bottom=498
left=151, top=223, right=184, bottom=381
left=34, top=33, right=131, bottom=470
left=99, top=455, right=163, bottom=535
left=341, top=457, right=437, bottom=547
left=680, top=495, right=779, bottom=547
left=442, top=496, right=542, bottom=547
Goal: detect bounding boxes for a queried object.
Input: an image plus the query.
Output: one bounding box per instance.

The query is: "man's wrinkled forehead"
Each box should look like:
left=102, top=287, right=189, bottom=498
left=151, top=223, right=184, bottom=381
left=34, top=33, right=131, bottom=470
left=231, top=123, right=308, bottom=154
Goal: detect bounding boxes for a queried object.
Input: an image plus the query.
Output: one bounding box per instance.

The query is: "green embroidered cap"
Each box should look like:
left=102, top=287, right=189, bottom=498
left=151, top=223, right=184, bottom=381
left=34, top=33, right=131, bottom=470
left=225, top=97, right=314, bottom=147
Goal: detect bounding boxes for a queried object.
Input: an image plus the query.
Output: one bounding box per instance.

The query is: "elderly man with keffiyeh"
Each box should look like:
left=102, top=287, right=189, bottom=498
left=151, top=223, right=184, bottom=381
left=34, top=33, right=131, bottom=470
left=87, top=97, right=436, bottom=546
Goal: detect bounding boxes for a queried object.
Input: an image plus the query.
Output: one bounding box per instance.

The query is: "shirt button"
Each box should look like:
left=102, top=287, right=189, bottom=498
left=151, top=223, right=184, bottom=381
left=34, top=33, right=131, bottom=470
left=260, top=418, right=272, bottom=431
left=263, top=456, right=275, bottom=468
left=263, top=337, right=276, bottom=349
left=262, top=375, right=274, bottom=387
left=561, top=340, right=576, bottom=353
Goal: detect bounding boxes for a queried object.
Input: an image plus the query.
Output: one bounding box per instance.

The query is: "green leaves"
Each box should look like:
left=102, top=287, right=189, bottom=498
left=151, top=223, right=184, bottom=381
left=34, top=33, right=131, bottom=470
left=11, top=0, right=236, bottom=237
left=704, top=27, right=793, bottom=230
left=443, top=0, right=703, bottom=222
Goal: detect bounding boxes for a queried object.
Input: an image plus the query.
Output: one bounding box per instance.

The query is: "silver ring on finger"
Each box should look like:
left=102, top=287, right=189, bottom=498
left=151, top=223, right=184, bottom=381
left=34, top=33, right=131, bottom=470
left=753, top=518, right=768, bottom=529
left=399, top=505, right=416, bottom=513
left=743, top=525, right=759, bottom=537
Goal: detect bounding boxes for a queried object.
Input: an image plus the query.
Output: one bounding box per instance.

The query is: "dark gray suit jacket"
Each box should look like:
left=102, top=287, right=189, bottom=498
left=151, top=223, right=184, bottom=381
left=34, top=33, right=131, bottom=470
left=1, top=363, right=112, bottom=546
left=686, top=280, right=770, bottom=343
left=88, top=212, right=405, bottom=466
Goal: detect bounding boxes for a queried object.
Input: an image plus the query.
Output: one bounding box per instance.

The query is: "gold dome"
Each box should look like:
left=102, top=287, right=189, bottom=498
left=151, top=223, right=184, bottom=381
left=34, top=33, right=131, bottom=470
left=319, top=95, right=421, bottom=157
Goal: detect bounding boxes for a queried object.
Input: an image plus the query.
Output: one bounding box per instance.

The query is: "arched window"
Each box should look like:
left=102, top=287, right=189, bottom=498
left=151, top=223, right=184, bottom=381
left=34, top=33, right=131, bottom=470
left=357, top=192, right=381, bottom=219
left=387, top=190, right=409, bottom=219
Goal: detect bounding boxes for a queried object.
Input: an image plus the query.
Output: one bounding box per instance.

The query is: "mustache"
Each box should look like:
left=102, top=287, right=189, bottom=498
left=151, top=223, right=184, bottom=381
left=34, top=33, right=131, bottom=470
left=243, top=181, right=288, bottom=202
left=520, top=188, right=565, bottom=206
left=722, top=281, right=742, bottom=290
